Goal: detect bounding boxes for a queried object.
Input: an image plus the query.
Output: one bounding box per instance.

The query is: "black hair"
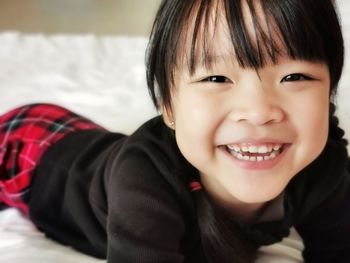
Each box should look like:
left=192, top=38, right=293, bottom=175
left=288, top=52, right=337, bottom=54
left=146, top=0, right=344, bottom=110
left=146, top=0, right=346, bottom=262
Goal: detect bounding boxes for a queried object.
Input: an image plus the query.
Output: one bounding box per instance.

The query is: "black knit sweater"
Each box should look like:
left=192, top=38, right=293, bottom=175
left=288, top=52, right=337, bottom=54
left=28, top=116, right=350, bottom=262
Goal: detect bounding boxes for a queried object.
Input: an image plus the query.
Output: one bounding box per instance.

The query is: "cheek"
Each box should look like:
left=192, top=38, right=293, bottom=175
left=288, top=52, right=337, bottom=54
left=174, top=90, right=222, bottom=134
left=290, top=91, right=329, bottom=156
left=172, top=91, right=224, bottom=164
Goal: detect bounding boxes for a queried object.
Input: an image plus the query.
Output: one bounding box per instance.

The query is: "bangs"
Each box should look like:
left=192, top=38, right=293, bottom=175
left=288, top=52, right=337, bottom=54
left=146, top=0, right=343, bottom=109
left=183, top=0, right=327, bottom=74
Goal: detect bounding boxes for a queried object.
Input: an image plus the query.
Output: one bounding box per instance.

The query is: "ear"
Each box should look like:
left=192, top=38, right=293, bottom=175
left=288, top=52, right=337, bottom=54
left=161, top=105, right=175, bottom=129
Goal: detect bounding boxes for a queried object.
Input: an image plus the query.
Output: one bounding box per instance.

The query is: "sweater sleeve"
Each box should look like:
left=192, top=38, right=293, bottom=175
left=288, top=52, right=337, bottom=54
left=292, top=142, right=350, bottom=262
left=29, top=118, right=200, bottom=262
left=105, top=147, right=187, bottom=263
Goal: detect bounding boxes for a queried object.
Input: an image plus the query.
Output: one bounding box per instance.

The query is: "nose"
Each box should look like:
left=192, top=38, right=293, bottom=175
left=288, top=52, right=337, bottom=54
left=229, top=88, right=285, bottom=126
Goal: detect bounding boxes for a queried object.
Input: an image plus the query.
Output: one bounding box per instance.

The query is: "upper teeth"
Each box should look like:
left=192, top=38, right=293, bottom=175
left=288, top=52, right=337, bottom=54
left=227, top=144, right=282, bottom=154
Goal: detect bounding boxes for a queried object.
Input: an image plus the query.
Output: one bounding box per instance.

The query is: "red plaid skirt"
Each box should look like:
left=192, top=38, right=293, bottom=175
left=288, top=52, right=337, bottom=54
left=0, top=104, right=105, bottom=214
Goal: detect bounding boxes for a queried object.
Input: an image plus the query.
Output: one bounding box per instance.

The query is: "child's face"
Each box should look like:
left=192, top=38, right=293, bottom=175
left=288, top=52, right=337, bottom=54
left=164, top=5, right=331, bottom=217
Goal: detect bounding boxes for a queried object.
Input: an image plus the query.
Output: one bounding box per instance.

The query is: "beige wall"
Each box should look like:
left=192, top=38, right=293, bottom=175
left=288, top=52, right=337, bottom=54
left=0, top=0, right=162, bottom=36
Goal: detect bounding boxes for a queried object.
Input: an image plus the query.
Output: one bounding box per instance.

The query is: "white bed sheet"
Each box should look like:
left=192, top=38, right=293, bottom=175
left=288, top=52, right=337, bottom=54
left=1, top=1, right=350, bottom=261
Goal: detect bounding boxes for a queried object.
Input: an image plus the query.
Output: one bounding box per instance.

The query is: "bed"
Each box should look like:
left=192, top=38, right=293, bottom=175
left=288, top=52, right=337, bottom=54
left=0, top=1, right=350, bottom=262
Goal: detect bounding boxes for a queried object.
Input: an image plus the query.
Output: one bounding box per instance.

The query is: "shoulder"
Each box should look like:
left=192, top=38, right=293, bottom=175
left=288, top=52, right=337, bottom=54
left=287, top=138, right=350, bottom=224
left=108, top=116, right=197, bottom=196
left=104, top=117, right=201, bottom=259
left=104, top=116, right=198, bottom=225
left=288, top=141, right=350, bottom=261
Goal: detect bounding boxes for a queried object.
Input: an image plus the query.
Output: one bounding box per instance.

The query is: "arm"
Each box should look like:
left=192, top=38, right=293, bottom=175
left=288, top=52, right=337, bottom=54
left=29, top=124, right=199, bottom=262
left=105, top=149, right=192, bottom=263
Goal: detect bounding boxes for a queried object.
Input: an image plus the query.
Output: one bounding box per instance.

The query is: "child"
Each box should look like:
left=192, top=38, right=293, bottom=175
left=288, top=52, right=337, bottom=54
left=1, top=0, right=349, bottom=262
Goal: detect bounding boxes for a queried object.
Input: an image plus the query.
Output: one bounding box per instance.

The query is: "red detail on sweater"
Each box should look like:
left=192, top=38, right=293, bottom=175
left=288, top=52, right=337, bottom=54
left=190, top=181, right=202, bottom=192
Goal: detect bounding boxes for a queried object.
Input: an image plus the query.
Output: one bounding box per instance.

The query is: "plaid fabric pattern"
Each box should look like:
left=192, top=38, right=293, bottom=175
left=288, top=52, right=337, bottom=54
left=0, top=103, right=105, bottom=214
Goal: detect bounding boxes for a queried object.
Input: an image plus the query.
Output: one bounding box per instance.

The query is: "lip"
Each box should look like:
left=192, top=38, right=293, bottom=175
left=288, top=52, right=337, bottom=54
left=219, top=143, right=291, bottom=170
left=222, top=137, right=288, bottom=146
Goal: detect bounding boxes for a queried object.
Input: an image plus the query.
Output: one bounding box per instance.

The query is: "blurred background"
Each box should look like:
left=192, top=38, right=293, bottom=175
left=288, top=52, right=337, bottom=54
left=0, top=0, right=347, bottom=36
left=0, top=0, right=162, bottom=36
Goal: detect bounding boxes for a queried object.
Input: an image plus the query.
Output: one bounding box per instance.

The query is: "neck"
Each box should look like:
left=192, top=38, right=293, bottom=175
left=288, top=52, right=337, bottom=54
left=217, top=197, right=266, bottom=225
left=201, top=185, right=265, bottom=224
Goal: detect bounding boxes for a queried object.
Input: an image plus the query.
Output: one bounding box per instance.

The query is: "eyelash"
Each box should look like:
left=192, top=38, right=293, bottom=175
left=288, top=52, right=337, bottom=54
left=200, top=73, right=313, bottom=84
left=281, top=73, right=313, bottom=82
left=201, top=75, right=231, bottom=83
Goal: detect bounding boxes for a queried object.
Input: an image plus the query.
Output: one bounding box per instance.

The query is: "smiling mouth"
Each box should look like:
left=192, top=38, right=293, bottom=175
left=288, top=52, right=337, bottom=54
left=225, top=143, right=285, bottom=162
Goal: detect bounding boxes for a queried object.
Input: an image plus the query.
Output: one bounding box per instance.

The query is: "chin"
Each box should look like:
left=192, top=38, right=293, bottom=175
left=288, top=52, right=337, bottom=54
left=234, top=185, right=285, bottom=204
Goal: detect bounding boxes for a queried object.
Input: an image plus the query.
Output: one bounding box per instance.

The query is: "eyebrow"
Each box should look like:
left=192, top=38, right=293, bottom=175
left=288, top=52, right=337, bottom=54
left=181, top=52, right=238, bottom=77
left=193, top=52, right=238, bottom=70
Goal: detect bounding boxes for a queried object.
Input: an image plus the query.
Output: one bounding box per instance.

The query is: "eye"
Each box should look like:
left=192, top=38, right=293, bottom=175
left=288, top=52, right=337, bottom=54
left=281, top=73, right=312, bottom=82
left=201, top=75, right=231, bottom=83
